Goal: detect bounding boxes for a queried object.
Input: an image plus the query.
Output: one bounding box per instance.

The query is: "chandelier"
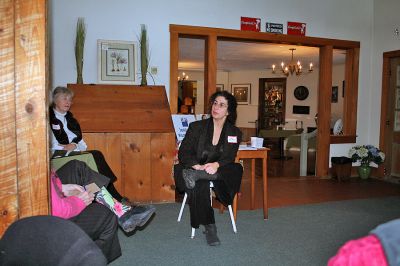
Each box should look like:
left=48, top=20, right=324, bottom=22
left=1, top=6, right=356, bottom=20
left=177, top=72, right=189, bottom=81
left=272, top=48, right=313, bottom=76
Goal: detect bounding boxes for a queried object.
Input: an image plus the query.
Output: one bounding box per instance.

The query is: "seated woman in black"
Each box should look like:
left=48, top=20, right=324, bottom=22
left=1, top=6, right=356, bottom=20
left=174, top=90, right=243, bottom=246
left=49, top=86, right=130, bottom=204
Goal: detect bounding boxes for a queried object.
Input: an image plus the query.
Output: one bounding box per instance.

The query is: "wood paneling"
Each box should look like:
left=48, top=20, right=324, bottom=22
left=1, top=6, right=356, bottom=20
left=150, top=133, right=176, bottom=202
left=72, top=85, right=176, bottom=203
left=0, top=0, right=48, bottom=236
left=122, top=134, right=152, bottom=202
left=69, top=84, right=173, bottom=133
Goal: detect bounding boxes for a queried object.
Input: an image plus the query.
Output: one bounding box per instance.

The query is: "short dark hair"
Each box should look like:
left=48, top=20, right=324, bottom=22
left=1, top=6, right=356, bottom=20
left=208, top=90, right=238, bottom=124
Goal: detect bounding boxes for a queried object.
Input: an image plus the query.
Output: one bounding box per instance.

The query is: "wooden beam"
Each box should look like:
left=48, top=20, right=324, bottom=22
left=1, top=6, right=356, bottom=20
left=0, top=0, right=18, bottom=236
left=169, top=32, right=179, bottom=114
left=316, top=46, right=333, bottom=177
left=170, top=24, right=360, bottom=49
left=204, top=34, right=217, bottom=109
left=14, top=0, right=48, bottom=218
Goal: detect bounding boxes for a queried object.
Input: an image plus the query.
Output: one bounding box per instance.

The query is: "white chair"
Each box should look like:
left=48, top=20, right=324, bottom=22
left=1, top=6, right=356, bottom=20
left=177, top=181, right=237, bottom=238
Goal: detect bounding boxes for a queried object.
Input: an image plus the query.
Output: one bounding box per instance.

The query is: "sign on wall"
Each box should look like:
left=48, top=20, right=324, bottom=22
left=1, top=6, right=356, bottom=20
left=266, top=22, right=283, bottom=34
left=287, top=21, right=306, bottom=36
left=241, top=17, right=261, bottom=32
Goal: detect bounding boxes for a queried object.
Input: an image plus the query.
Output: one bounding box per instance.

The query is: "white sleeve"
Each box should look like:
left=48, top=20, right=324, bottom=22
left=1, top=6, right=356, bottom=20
left=75, top=139, right=87, bottom=151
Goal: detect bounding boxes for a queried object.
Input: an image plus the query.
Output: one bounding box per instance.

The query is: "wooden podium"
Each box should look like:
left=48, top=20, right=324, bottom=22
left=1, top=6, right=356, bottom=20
left=68, top=84, right=175, bottom=203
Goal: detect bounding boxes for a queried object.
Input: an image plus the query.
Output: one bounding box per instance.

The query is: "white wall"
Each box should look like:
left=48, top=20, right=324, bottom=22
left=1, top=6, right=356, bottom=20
left=50, top=0, right=376, bottom=160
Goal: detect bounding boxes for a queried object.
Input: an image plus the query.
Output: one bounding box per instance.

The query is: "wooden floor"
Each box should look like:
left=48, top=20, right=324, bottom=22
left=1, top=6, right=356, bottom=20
left=235, top=149, right=400, bottom=211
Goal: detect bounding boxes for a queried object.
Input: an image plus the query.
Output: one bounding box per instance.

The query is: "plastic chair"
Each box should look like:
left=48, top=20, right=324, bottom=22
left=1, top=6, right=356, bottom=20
left=177, top=181, right=237, bottom=238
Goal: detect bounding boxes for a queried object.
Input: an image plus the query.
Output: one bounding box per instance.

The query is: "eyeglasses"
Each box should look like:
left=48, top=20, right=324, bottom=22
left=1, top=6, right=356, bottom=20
left=212, top=101, right=228, bottom=109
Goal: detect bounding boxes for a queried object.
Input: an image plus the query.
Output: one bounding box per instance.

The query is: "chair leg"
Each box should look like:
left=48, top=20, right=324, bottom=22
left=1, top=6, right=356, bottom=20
left=177, top=193, right=187, bottom=222
left=228, top=205, right=237, bottom=233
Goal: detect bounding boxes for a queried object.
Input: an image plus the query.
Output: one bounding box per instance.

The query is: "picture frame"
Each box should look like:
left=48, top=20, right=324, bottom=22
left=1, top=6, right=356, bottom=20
left=97, top=39, right=137, bottom=84
left=216, top=84, right=224, bottom=92
left=331, top=86, right=338, bottom=103
left=231, top=84, right=251, bottom=104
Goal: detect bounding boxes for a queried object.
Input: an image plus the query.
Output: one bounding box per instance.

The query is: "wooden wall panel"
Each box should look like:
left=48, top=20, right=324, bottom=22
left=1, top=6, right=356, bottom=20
left=14, top=0, right=48, bottom=218
left=122, top=134, right=152, bottom=203
left=69, top=84, right=173, bottom=133
left=84, top=133, right=123, bottom=193
left=0, top=0, right=18, bottom=236
left=150, top=133, right=175, bottom=202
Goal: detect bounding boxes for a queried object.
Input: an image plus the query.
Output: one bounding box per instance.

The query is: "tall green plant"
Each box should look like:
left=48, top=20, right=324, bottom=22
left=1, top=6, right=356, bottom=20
left=75, top=17, right=86, bottom=84
left=139, top=24, right=149, bottom=86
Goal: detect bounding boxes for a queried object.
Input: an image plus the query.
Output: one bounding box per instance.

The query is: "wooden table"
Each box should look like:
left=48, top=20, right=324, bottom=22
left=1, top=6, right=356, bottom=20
left=236, top=147, right=269, bottom=220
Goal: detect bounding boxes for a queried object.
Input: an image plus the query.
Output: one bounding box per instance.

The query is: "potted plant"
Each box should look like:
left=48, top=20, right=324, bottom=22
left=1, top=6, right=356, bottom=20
left=139, top=24, right=149, bottom=86
left=75, top=17, right=86, bottom=84
left=348, top=145, right=385, bottom=179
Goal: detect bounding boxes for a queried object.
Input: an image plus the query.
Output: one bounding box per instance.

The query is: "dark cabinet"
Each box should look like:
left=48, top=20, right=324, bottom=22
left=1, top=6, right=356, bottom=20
left=258, top=78, right=287, bottom=131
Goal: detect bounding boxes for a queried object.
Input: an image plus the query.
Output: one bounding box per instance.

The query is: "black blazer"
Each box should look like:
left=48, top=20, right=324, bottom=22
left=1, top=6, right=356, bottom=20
left=178, top=118, right=242, bottom=168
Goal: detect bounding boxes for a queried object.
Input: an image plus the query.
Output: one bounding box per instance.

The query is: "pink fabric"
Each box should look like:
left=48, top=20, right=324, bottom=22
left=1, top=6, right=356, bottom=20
left=328, top=235, right=388, bottom=266
left=50, top=172, right=86, bottom=219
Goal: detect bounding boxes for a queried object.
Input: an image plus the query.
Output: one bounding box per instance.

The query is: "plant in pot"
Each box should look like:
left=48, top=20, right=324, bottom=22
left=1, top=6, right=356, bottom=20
left=348, top=145, right=385, bottom=179
left=75, top=17, right=86, bottom=84
left=139, top=24, right=152, bottom=86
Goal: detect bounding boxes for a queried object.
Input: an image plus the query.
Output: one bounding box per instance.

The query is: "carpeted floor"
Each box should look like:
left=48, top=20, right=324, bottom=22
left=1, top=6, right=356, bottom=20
left=111, top=197, right=400, bottom=266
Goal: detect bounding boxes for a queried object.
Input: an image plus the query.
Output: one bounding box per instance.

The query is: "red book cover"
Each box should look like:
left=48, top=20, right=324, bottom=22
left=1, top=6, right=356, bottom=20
left=241, top=17, right=261, bottom=32
left=287, top=21, right=306, bottom=36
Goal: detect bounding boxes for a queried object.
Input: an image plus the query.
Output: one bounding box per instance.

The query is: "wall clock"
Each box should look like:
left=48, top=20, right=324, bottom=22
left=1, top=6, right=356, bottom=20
left=294, top=86, right=309, bottom=101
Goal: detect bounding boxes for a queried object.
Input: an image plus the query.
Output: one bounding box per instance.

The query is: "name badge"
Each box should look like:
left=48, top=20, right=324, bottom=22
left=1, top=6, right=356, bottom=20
left=227, top=136, right=237, bottom=143
left=52, top=124, right=60, bottom=130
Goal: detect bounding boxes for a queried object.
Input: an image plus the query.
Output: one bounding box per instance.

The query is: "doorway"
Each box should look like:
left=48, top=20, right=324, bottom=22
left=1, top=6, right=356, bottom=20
left=380, top=51, right=400, bottom=178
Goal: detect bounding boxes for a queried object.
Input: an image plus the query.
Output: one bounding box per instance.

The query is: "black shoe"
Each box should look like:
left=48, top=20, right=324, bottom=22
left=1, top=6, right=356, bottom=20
left=204, top=224, right=220, bottom=246
left=118, top=205, right=156, bottom=233
left=182, top=169, right=198, bottom=189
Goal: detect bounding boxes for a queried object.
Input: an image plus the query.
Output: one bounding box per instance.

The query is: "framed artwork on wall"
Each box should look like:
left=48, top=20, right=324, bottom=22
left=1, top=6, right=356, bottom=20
left=97, top=39, right=137, bottom=84
left=216, top=84, right=224, bottom=92
left=231, top=84, right=251, bottom=104
left=331, top=86, right=338, bottom=103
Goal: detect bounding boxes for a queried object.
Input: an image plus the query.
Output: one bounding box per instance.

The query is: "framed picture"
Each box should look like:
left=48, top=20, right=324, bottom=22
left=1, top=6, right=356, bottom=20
left=97, top=39, right=137, bottom=84
left=231, top=84, right=251, bottom=104
left=216, top=84, right=224, bottom=92
left=331, top=86, right=338, bottom=103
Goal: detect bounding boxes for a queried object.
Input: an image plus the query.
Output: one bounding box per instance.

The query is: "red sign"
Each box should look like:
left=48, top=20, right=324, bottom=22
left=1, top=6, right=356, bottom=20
left=287, top=21, right=306, bottom=36
left=241, top=17, right=261, bottom=32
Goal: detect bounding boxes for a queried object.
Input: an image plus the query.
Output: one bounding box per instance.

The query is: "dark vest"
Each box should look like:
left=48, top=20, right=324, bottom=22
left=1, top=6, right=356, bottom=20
left=49, top=107, right=83, bottom=145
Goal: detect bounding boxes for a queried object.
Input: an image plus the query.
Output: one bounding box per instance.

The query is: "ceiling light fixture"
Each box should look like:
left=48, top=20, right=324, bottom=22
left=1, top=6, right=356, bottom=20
left=272, top=48, right=313, bottom=76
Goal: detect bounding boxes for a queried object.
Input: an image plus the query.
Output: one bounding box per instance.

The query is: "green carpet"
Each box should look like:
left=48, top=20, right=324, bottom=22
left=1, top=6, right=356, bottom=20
left=111, top=197, right=400, bottom=266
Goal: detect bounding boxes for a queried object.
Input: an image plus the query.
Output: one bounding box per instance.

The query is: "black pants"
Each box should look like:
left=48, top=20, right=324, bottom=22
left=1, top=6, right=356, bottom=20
left=174, top=163, right=243, bottom=228
left=88, top=150, right=124, bottom=201
left=0, top=216, right=108, bottom=266
left=56, top=160, right=122, bottom=262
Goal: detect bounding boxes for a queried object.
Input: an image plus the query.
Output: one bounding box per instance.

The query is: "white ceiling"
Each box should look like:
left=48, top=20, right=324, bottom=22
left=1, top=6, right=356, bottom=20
left=178, top=38, right=346, bottom=72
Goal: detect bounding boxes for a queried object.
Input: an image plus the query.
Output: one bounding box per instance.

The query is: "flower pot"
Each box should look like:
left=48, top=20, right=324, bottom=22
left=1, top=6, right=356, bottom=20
left=358, top=164, right=371, bottom=179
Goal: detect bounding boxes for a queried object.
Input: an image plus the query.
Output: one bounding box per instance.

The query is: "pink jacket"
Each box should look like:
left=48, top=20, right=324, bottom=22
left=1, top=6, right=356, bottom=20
left=51, top=171, right=86, bottom=219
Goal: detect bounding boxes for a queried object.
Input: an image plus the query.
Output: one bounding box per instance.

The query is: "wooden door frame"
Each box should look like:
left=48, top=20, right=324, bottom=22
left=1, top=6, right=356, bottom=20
left=170, top=24, right=360, bottom=177
left=379, top=50, right=400, bottom=177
